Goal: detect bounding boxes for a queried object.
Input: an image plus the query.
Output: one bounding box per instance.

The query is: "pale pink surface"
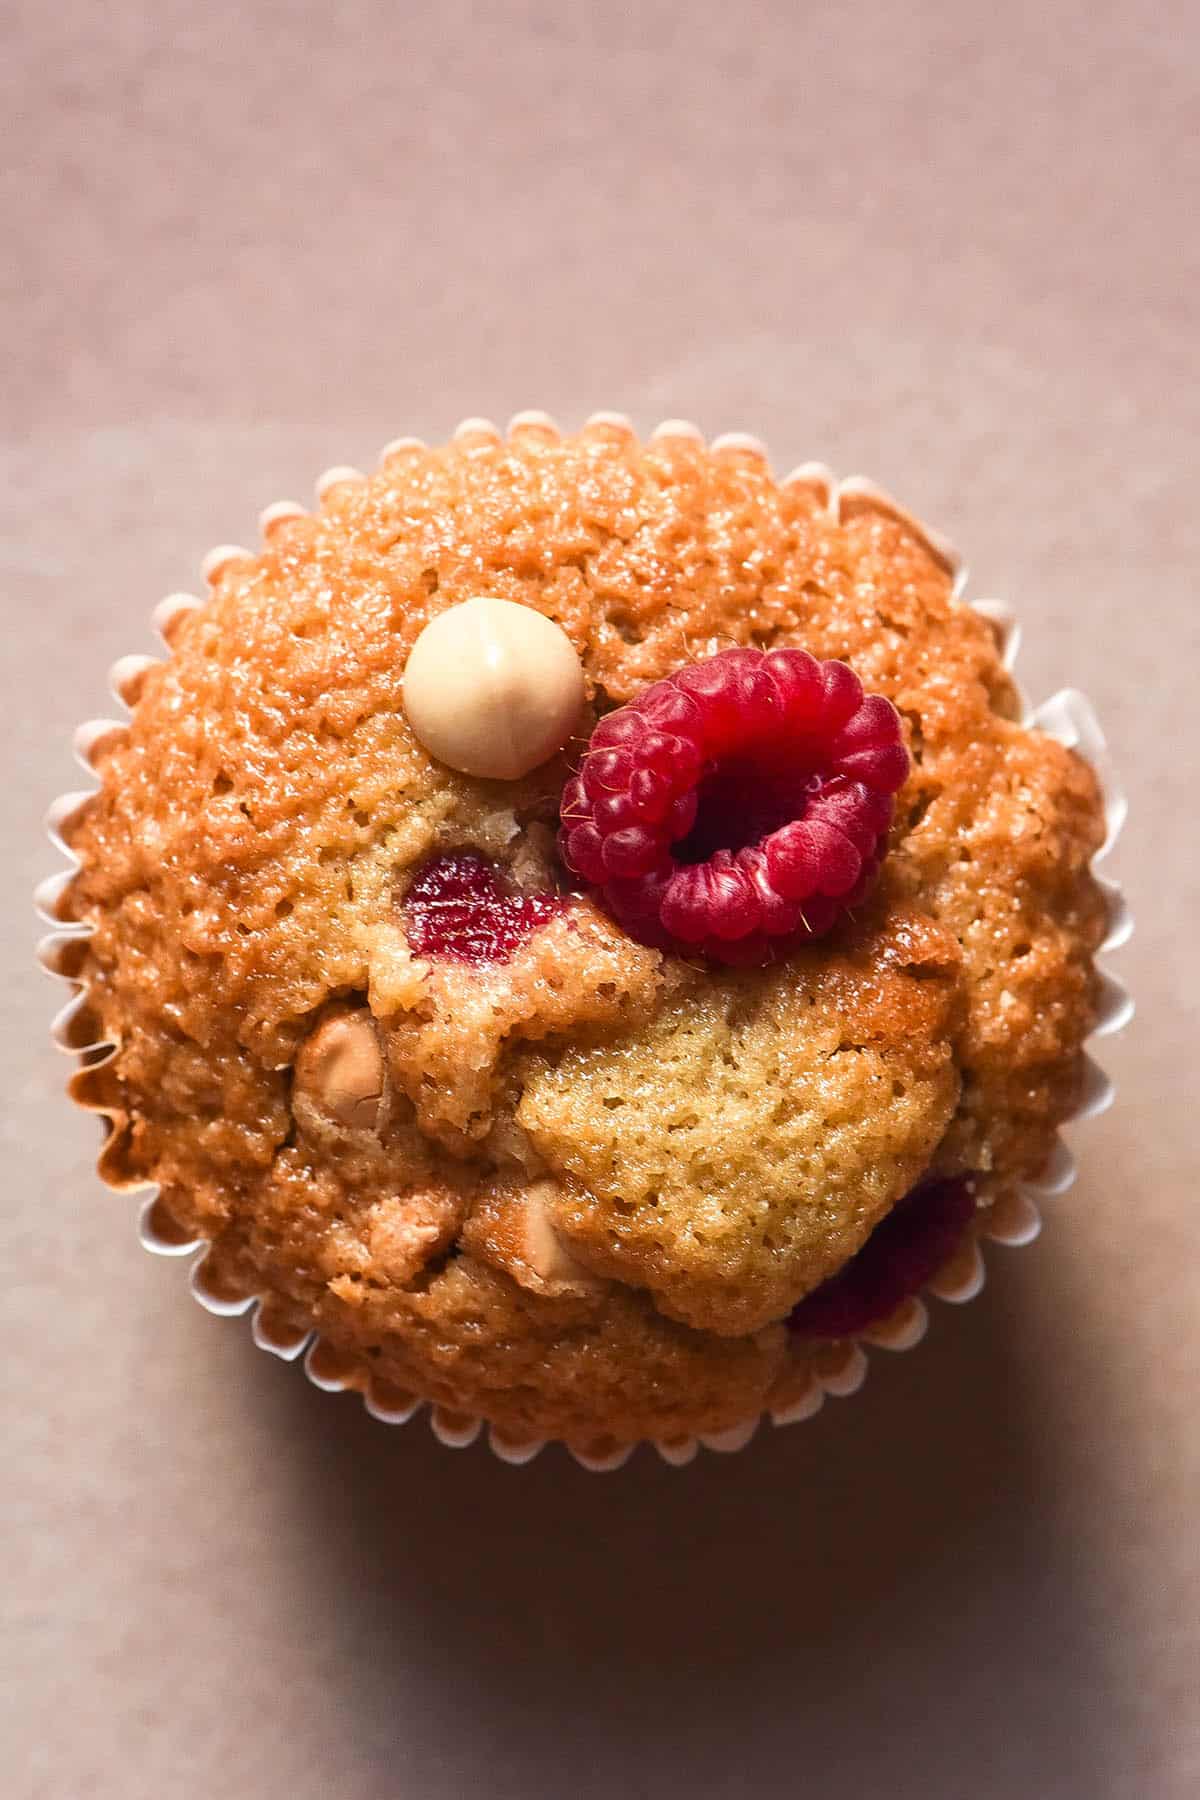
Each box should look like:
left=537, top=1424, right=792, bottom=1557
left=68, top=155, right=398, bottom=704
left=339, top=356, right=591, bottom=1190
left=4, top=3, right=1198, bottom=1797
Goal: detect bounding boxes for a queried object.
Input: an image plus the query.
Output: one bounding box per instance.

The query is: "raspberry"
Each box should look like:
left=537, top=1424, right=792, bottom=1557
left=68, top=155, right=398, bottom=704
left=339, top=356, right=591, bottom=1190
left=404, top=851, right=566, bottom=965
left=558, top=647, right=908, bottom=963
left=787, top=1176, right=977, bottom=1338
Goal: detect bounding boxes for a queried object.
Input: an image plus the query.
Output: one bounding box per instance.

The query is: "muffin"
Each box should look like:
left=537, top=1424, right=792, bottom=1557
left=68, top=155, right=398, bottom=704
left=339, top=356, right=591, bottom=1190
left=45, top=414, right=1115, bottom=1464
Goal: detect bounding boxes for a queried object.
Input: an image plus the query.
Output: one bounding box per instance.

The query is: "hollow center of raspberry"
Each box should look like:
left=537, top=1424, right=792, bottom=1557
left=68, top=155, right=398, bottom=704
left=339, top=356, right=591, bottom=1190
left=403, top=851, right=566, bottom=965
left=676, top=758, right=817, bottom=863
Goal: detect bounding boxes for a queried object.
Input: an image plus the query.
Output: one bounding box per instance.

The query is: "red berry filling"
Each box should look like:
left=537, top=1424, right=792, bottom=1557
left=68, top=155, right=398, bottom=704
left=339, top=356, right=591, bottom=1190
left=558, top=647, right=909, bottom=963
left=787, top=1176, right=977, bottom=1339
left=404, top=851, right=566, bottom=965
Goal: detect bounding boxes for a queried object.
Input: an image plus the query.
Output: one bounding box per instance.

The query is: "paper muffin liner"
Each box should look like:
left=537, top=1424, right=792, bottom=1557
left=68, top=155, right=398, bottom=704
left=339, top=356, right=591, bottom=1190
left=36, top=412, right=1133, bottom=1473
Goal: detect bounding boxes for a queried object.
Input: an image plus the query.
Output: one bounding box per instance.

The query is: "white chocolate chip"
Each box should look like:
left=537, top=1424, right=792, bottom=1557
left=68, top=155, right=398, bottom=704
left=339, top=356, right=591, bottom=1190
left=403, top=596, right=585, bottom=781
left=522, top=1179, right=601, bottom=1290
left=294, top=1011, right=386, bottom=1132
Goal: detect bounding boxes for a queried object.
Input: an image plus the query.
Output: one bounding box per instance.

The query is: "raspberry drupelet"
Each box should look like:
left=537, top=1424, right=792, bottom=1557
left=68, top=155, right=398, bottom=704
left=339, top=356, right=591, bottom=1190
left=558, top=646, right=909, bottom=964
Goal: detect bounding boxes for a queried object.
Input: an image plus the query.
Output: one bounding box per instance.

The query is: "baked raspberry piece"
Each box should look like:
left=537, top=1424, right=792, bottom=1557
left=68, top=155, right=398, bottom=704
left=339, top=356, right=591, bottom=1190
left=559, top=646, right=908, bottom=963
left=787, top=1176, right=977, bottom=1338
left=404, top=851, right=566, bottom=965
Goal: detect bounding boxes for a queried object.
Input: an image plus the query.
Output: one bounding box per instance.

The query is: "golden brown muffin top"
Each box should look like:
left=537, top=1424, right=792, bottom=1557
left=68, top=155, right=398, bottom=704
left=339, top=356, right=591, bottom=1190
left=59, top=421, right=1108, bottom=1445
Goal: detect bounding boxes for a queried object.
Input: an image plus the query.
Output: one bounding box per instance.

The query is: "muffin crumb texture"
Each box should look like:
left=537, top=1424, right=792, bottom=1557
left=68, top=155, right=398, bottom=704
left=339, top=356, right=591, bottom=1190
left=60, top=428, right=1107, bottom=1445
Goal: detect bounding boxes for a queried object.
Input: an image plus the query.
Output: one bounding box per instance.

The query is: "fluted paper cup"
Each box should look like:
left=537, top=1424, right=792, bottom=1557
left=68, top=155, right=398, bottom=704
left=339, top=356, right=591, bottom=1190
left=36, top=413, right=1133, bottom=1472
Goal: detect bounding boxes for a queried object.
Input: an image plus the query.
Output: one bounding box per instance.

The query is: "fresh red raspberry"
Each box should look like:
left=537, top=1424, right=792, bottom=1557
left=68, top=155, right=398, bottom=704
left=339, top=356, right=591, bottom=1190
left=558, top=646, right=908, bottom=963
left=787, top=1176, right=977, bottom=1338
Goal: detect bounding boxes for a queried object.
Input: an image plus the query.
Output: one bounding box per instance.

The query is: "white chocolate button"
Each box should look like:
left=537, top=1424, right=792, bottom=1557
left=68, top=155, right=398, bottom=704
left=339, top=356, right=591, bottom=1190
left=522, top=1179, right=598, bottom=1289
left=403, top=597, right=585, bottom=781
left=294, top=1012, right=386, bottom=1131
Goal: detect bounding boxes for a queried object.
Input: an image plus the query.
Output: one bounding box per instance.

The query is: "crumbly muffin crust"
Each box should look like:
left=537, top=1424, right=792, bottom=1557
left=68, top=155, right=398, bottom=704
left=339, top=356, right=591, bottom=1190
left=59, top=425, right=1108, bottom=1446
